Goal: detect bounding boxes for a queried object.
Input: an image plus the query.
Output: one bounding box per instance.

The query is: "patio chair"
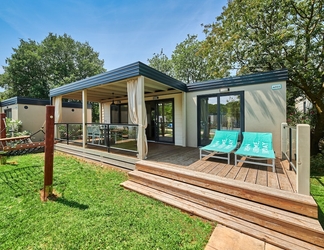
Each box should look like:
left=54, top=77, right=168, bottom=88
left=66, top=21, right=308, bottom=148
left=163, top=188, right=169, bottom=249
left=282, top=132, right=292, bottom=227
left=87, top=126, right=93, bottom=143
left=87, top=126, right=102, bottom=144
left=200, top=130, right=239, bottom=164
left=234, top=132, right=275, bottom=172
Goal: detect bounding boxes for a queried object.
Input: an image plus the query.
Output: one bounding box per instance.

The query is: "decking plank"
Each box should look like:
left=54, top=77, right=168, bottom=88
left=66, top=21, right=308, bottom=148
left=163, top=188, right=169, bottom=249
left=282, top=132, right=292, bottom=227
left=128, top=171, right=324, bottom=247
left=195, top=161, right=213, bottom=172
left=268, top=172, right=280, bottom=189
left=256, top=167, right=268, bottom=187
left=277, top=171, right=294, bottom=192
left=136, top=161, right=318, bottom=218
left=235, top=166, right=249, bottom=182
left=187, top=160, right=205, bottom=170
left=224, top=165, right=241, bottom=179
left=206, top=225, right=265, bottom=250
left=216, top=164, right=234, bottom=177
left=285, top=170, right=297, bottom=192
left=208, top=163, right=227, bottom=175
left=199, top=162, right=218, bottom=174
left=281, top=160, right=297, bottom=192
left=245, top=167, right=258, bottom=184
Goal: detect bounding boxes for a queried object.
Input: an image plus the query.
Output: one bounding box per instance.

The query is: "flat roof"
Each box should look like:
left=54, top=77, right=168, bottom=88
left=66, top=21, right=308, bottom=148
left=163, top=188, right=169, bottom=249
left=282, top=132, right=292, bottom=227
left=187, top=69, right=288, bottom=91
left=0, top=97, right=90, bottom=108
left=50, top=61, right=188, bottom=99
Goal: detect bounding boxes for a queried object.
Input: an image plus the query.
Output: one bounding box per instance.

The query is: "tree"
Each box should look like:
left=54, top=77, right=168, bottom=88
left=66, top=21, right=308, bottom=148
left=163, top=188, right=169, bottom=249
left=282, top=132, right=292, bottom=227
left=202, top=0, right=324, bottom=154
left=147, top=49, right=174, bottom=77
left=0, top=33, right=105, bottom=99
left=172, top=34, right=213, bottom=83
left=148, top=35, right=213, bottom=83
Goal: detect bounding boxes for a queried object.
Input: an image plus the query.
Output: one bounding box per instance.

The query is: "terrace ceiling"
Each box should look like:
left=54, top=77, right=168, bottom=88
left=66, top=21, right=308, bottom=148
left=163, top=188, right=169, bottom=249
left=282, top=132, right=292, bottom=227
left=60, top=77, right=183, bottom=103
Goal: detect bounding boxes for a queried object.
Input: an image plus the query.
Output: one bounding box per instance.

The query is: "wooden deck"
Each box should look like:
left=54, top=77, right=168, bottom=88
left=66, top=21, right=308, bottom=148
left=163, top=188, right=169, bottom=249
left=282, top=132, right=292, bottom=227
left=145, top=143, right=296, bottom=193
left=123, top=161, right=323, bottom=249
left=186, top=158, right=296, bottom=193
left=56, top=142, right=296, bottom=193
left=55, top=142, right=324, bottom=249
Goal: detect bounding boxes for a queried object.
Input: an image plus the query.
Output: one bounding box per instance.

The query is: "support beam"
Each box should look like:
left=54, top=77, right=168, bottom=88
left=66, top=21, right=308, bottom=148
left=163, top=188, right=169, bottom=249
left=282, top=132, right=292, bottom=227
left=182, top=92, right=187, bottom=147
left=137, top=76, right=146, bottom=160
left=99, top=102, right=102, bottom=123
left=82, top=90, right=88, bottom=148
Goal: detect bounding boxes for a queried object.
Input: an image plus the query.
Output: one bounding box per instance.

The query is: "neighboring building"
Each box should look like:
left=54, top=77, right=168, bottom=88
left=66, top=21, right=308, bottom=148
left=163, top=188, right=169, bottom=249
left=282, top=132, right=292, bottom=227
left=0, top=97, right=92, bottom=141
left=50, top=62, right=287, bottom=159
left=295, top=96, right=312, bottom=113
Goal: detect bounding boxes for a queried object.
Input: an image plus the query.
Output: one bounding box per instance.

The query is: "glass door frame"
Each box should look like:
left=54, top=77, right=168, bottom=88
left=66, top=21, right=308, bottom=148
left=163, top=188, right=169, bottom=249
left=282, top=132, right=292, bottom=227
left=145, top=98, right=175, bottom=144
left=197, top=91, right=245, bottom=146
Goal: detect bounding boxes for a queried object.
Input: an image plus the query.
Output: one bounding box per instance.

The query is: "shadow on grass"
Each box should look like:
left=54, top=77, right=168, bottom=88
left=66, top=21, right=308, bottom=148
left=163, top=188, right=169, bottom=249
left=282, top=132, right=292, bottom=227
left=311, top=175, right=324, bottom=229
left=314, top=176, right=324, bottom=187
left=55, top=197, right=89, bottom=210
left=0, top=165, right=43, bottom=196
left=0, top=165, right=64, bottom=197
left=319, top=206, right=324, bottom=230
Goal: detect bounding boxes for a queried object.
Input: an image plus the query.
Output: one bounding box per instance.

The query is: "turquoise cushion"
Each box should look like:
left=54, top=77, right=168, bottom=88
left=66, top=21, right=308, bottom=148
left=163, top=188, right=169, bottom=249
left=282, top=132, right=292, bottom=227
left=235, top=132, right=275, bottom=159
left=201, top=130, right=239, bottom=153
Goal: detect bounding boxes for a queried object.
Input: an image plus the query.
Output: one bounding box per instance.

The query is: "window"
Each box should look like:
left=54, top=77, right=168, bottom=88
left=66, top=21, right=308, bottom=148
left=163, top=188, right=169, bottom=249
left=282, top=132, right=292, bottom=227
left=197, top=92, right=244, bottom=146
left=4, top=109, right=12, bottom=119
left=111, top=104, right=128, bottom=124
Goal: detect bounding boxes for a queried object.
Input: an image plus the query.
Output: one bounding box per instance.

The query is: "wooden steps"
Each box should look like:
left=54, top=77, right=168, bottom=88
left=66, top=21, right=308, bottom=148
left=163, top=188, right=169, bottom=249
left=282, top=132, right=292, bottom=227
left=55, top=143, right=138, bottom=170
left=121, top=160, right=324, bottom=250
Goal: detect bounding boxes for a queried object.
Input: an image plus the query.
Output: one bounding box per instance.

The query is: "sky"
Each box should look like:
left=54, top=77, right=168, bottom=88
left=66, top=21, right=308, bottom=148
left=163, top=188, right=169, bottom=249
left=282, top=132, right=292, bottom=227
left=0, top=0, right=228, bottom=74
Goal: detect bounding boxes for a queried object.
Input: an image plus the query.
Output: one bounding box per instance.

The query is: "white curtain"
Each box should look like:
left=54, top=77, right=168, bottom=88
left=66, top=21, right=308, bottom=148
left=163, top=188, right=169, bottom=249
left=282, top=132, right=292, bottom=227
left=127, top=78, right=148, bottom=159
left=54, top=95, right=63, bottom=123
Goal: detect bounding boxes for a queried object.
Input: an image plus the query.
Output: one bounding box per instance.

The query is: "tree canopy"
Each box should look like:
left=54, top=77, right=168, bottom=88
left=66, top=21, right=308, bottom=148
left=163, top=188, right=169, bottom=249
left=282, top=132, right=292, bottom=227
left=0, top=33, right=105, bottom=99
left=201, top=0, right=324, bottom=154
left=148, top=35, right=213, bottom=83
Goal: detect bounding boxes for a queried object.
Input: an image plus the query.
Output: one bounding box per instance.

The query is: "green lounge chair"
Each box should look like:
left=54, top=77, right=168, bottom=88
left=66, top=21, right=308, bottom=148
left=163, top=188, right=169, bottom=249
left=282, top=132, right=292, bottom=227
left=200, top=130, right=239, bottom=164
left=234, top=132, right=275, bottom=172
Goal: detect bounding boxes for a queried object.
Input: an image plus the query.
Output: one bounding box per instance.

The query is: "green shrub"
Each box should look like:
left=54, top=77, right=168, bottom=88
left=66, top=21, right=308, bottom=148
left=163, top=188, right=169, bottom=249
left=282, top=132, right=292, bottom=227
left=5, top=118, right=30, bottom=137
left=310, top=153, right=324, bottom=175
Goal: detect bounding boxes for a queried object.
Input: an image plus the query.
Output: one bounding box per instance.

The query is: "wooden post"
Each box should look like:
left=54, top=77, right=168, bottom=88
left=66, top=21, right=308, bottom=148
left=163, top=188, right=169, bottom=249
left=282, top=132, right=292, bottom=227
left=0, top=113, right=6, bottom=139
left=43, top=105, right=55, bottom=201
left=296, top=124, right=310, bottom=195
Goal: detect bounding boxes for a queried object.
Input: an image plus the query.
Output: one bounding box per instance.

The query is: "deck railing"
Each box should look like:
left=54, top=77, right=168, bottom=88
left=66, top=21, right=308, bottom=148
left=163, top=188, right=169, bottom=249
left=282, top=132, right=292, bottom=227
left=55, top=123, right=138, bottom=154
left=281, top=122, right=310, bottom=195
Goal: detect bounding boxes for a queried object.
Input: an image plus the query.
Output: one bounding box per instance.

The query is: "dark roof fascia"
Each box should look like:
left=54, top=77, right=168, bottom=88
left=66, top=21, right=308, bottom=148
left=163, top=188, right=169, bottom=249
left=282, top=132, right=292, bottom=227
left=187, top=69, right=288, bottom=92
left=50, top=62, right=187, bottom=97
left=138, top=62, right=188, bottom=92
left=62, top=102, right=92, bottom=109
left=0, top=97, right=49, bottom=107
left=0, top=96, right=90, bottom=109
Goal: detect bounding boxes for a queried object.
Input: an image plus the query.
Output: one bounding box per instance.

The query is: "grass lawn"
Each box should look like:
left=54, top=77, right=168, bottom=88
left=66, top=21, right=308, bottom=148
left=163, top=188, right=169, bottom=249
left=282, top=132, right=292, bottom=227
left=311, top=175, right=324, bottom=229
left=0, top=153, right=214, bottom=249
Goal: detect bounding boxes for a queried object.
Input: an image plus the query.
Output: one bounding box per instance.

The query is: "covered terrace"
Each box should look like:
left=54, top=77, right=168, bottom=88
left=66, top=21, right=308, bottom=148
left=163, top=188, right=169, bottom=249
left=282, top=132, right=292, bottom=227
left=50, top=62, right=187, bottom=160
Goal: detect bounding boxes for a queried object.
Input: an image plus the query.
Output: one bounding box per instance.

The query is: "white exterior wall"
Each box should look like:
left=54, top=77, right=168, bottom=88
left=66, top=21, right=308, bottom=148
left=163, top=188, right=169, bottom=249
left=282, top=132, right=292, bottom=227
left=186, top=80, right=286, bottom=157
left=61, top=107, right=92, bottom=123
left=244, top=81, right=286, bottom=157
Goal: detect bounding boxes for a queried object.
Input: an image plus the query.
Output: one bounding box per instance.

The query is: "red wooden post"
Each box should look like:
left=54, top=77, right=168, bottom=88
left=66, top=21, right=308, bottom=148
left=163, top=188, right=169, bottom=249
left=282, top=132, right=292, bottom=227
left=43, top=105, right=55, bottom=201
left=0, top=113, right=6, bottom=140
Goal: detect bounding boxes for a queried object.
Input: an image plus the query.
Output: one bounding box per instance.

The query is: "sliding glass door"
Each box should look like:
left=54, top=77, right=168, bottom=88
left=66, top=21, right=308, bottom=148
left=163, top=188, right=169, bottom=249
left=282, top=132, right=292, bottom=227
left=198, top=92, right=243, bottom=146
left=146, top=99, right=174, bottom=143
